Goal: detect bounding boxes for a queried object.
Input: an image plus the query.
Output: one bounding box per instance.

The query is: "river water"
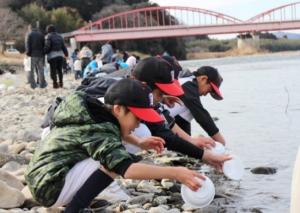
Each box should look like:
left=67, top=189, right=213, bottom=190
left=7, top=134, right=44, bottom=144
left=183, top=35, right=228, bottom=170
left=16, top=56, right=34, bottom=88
left=180, top=52, right=300, bottom=212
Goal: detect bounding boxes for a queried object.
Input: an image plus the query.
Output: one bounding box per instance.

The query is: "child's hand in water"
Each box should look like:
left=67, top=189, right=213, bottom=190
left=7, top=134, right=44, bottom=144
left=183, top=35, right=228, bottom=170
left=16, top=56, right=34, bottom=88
left=202, top=150, right=232, bottom=172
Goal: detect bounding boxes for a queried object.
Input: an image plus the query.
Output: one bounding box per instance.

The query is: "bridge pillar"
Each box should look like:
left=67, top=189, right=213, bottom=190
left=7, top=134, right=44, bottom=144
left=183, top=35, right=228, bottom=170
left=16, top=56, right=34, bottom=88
left=237, top=33, right=260, bottom=51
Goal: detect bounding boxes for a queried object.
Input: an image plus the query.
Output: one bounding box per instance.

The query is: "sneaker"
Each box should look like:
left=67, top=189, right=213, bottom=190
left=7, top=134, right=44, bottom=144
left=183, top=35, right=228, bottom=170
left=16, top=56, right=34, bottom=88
left=89, top=199, right=110, bottom=210
left=96, top=181, right=130, bottom=203
left=62, top=200, right=110, bottom=213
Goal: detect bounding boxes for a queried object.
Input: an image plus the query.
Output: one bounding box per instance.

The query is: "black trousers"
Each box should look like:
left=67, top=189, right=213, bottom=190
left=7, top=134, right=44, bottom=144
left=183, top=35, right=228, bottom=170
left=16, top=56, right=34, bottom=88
left=64, top=169, right=113, bottom=213
left=49, top=56, right=64, bottom=84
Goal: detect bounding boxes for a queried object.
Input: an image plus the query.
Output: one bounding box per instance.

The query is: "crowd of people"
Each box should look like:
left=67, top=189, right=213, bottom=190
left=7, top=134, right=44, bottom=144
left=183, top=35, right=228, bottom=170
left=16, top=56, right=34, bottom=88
left=71, top=43, right=139, bottom=80
left=25, top=24, right=139, bottom=90
left=24, top=24, right=231, bottom=212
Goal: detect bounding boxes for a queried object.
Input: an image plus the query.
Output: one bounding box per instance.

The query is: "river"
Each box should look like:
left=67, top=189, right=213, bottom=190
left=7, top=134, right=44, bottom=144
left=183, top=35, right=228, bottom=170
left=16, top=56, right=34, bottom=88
left=180, top=52, right=300, bottom=212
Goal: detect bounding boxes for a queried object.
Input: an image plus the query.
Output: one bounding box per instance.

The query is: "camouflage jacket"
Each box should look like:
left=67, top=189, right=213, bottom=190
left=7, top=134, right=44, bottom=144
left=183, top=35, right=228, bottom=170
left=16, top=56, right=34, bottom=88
left=25, top=91, right=135, bottom=206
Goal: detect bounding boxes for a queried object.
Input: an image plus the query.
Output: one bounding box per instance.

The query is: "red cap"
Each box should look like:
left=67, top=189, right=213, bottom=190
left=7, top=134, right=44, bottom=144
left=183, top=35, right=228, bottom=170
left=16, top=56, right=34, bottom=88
left=155, top=81, right=184, bottom=97
left=210, top=82, right=223, bottom=100
left=128, top=107, right=164, bottom=123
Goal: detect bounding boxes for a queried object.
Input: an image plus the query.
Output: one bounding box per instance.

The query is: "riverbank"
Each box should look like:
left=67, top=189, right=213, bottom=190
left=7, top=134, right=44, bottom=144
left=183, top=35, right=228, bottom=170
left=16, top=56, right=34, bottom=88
left=0, top=66, right=245, bottom=213
left=1, top=53, right=294, bottom=212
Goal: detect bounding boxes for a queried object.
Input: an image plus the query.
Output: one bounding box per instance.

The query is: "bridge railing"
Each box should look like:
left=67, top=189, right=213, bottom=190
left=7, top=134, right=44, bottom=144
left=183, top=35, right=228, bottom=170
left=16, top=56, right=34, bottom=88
left=80, top=6, right=242, bottom=32
left=247, top=2, right=300, bottom=23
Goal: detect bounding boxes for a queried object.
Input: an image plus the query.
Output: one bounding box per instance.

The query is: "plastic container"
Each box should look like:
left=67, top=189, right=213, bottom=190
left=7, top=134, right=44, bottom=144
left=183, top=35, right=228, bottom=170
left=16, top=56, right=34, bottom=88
left=223, top=155, right=244, bottom=180
left=210, top=142, right=226, bottom=154
left=181, top=176, right=215, bottom=208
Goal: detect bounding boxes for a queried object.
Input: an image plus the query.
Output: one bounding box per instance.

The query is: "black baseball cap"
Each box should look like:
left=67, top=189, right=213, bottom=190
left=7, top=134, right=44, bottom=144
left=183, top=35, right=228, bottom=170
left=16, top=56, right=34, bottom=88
left=132, top=57, right=184, bottom=97
left=104, top=79, right=163, bottom=123
left=160, top=55, right=182, bottom=79
left=194, top=66, right=223, bottom=100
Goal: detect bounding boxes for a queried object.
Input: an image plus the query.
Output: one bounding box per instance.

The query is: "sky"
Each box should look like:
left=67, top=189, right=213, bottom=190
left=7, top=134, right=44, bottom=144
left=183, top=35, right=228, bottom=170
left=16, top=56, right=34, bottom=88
left=150, top=0, right=300, bottom=38
left=150, top=0, right=296, bottom=21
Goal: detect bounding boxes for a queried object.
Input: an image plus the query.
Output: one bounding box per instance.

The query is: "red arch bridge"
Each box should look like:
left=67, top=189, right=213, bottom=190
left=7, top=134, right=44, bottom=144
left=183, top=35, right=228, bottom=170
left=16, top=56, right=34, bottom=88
left=64, top=2, right=300, bottom=42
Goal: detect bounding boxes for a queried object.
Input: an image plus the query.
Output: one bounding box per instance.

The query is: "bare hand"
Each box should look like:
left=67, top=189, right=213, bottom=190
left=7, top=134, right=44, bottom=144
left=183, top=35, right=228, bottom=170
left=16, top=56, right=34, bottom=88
left=174, top=167, right=206, bottom=191
left=139, top=136, right=165, bottom=153
left=162, top=95, right=183, bottom=108
left=202, top=150, right=232, bottom=172
left=191, top=136, right=216, bottom=149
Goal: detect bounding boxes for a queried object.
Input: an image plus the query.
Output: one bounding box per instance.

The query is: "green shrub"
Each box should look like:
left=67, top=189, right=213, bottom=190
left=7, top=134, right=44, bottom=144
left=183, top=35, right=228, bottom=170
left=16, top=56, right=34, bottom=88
left=50, top=7, right=84, bottom=33
left=19, top=3, right=84, bottom=33
left=260, top=39, right=300, bottom=52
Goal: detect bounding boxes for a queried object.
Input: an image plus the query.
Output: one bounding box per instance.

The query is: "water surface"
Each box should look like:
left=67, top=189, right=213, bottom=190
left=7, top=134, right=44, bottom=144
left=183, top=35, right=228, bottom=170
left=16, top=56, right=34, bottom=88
left=181, top=52, right=300, bottom=212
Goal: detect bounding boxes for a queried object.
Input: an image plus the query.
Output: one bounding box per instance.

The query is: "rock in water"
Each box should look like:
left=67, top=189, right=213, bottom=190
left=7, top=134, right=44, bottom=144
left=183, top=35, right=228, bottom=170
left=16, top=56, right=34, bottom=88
left=250, top=167, right=277, bottom=175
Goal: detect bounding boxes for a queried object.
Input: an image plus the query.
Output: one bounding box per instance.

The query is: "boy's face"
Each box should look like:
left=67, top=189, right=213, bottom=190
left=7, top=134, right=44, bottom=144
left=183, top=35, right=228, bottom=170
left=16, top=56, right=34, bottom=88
left=152, top=88, right=164, bottom=104
left=197, top=75, right=212, bottom=96
left=113, top=105, right=140, bottom=137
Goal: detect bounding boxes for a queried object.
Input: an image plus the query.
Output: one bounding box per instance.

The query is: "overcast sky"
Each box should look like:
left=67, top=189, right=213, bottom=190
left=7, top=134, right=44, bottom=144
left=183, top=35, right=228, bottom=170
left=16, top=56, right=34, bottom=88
left=150, top=0, right=296, bottom=21
left=150, top=0, right=300, bottom=38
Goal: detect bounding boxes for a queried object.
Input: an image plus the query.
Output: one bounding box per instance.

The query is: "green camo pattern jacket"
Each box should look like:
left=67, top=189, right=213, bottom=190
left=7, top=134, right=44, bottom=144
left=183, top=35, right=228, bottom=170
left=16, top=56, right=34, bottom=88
left=25, top=91, right=134, bottom=206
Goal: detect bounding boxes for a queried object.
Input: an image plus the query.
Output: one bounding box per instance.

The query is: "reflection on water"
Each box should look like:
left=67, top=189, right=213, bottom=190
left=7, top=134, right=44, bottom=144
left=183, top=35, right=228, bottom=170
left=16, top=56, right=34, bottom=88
left=181, top=52, right=300, bottom=212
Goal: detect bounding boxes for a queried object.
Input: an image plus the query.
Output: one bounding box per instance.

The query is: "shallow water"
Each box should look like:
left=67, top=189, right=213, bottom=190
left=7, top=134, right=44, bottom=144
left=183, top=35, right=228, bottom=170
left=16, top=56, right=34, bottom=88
left=181, top=52, right=300, bottom=212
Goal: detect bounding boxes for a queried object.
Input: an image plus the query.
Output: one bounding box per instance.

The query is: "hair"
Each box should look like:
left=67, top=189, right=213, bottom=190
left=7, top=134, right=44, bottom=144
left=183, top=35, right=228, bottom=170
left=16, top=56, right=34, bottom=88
left=46, top=24, right=56, bottom=33
left=193, top=66, right=218, bottom=77
left=104, top=104, right=130, bottom=114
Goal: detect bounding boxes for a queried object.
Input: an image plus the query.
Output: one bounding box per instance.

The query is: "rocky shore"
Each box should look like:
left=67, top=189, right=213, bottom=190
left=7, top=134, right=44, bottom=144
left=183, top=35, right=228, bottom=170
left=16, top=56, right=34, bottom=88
left=0, top=68, right=243, bottom=213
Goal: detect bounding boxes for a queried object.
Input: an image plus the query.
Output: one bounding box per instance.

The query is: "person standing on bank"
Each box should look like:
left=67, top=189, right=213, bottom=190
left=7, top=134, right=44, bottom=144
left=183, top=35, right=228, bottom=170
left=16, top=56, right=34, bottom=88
left=25, top=24, right=47, bottom=89
left=100, top=41, right=114, bottom=65
left=44, top=25, right=68, bottom=89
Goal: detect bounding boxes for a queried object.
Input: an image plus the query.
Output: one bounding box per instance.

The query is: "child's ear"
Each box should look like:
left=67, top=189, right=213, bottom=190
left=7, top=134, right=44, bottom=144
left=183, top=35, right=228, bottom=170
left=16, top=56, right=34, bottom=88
left=112, top=105, right=122, bottom=115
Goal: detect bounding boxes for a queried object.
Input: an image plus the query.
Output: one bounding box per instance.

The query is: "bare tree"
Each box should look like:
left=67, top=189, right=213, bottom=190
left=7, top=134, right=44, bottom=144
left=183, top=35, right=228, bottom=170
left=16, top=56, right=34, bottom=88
left=0, top=0, right=12, bottom=8
left=0, top=8, right=27, bottom=52
left=0, top=8, right=27, bottom=41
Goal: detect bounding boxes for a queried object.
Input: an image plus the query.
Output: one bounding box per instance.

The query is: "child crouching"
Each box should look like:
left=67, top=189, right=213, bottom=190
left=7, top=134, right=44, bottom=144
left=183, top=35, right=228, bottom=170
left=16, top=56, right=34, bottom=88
left=25, top=79, right=205, bottom=212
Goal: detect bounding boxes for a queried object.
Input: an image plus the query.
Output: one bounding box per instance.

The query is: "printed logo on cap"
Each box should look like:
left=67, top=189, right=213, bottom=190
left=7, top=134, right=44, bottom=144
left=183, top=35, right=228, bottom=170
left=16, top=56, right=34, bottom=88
left=170, top=70, right=175, bottom=81
left=149, top=93, right=154, bottom=106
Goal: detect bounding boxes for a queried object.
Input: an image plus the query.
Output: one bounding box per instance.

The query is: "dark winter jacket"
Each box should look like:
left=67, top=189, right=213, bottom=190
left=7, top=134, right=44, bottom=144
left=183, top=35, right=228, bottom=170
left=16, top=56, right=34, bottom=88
left=25, top=29, right=45, bottom=57
left=44, top=32, right=68, bottom=61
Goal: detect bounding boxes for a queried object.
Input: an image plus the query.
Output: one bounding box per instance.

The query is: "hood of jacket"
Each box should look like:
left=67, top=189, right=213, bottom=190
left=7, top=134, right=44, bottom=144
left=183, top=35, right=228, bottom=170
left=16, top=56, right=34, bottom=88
left=53, top=91, right=119, bottom=128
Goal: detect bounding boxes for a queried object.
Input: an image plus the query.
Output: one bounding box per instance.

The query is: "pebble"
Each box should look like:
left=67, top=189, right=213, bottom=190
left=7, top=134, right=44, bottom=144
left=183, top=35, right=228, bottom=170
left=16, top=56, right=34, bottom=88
left=0, top=180, right=25, bottom=208
left=126, top=194, right=154, bottom=205
left=0, top=169, right=24, bottom=191
left=0, top=143, right=9, bottom=153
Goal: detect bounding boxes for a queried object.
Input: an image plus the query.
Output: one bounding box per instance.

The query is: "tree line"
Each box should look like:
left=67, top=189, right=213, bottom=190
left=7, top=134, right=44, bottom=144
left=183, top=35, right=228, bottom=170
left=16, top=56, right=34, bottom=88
left=0, top=0, right=186, bottom=59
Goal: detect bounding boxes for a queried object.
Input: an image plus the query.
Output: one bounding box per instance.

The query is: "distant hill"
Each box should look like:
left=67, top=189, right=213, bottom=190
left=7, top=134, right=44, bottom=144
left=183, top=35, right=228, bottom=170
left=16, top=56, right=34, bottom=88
left=273, top=32, right=300, bottom=39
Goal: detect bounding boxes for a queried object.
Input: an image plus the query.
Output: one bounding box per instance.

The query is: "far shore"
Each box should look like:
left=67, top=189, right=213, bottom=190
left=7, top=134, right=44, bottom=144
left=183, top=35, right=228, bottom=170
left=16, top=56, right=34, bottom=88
left=186, top=48, right=300, bottom=60
left=1, top=49, right=300, bottom=67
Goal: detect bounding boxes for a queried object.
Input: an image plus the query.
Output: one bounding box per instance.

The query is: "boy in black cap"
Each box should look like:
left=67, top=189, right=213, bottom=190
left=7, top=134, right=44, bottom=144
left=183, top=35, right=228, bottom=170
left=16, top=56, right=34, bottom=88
left=25, top=79, right=205, bottom=212
left=77, top=57, right=229, bottom=166
left=171, top=66, right=226, bottom=145
left=131, top=57, right=230, bottom=167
